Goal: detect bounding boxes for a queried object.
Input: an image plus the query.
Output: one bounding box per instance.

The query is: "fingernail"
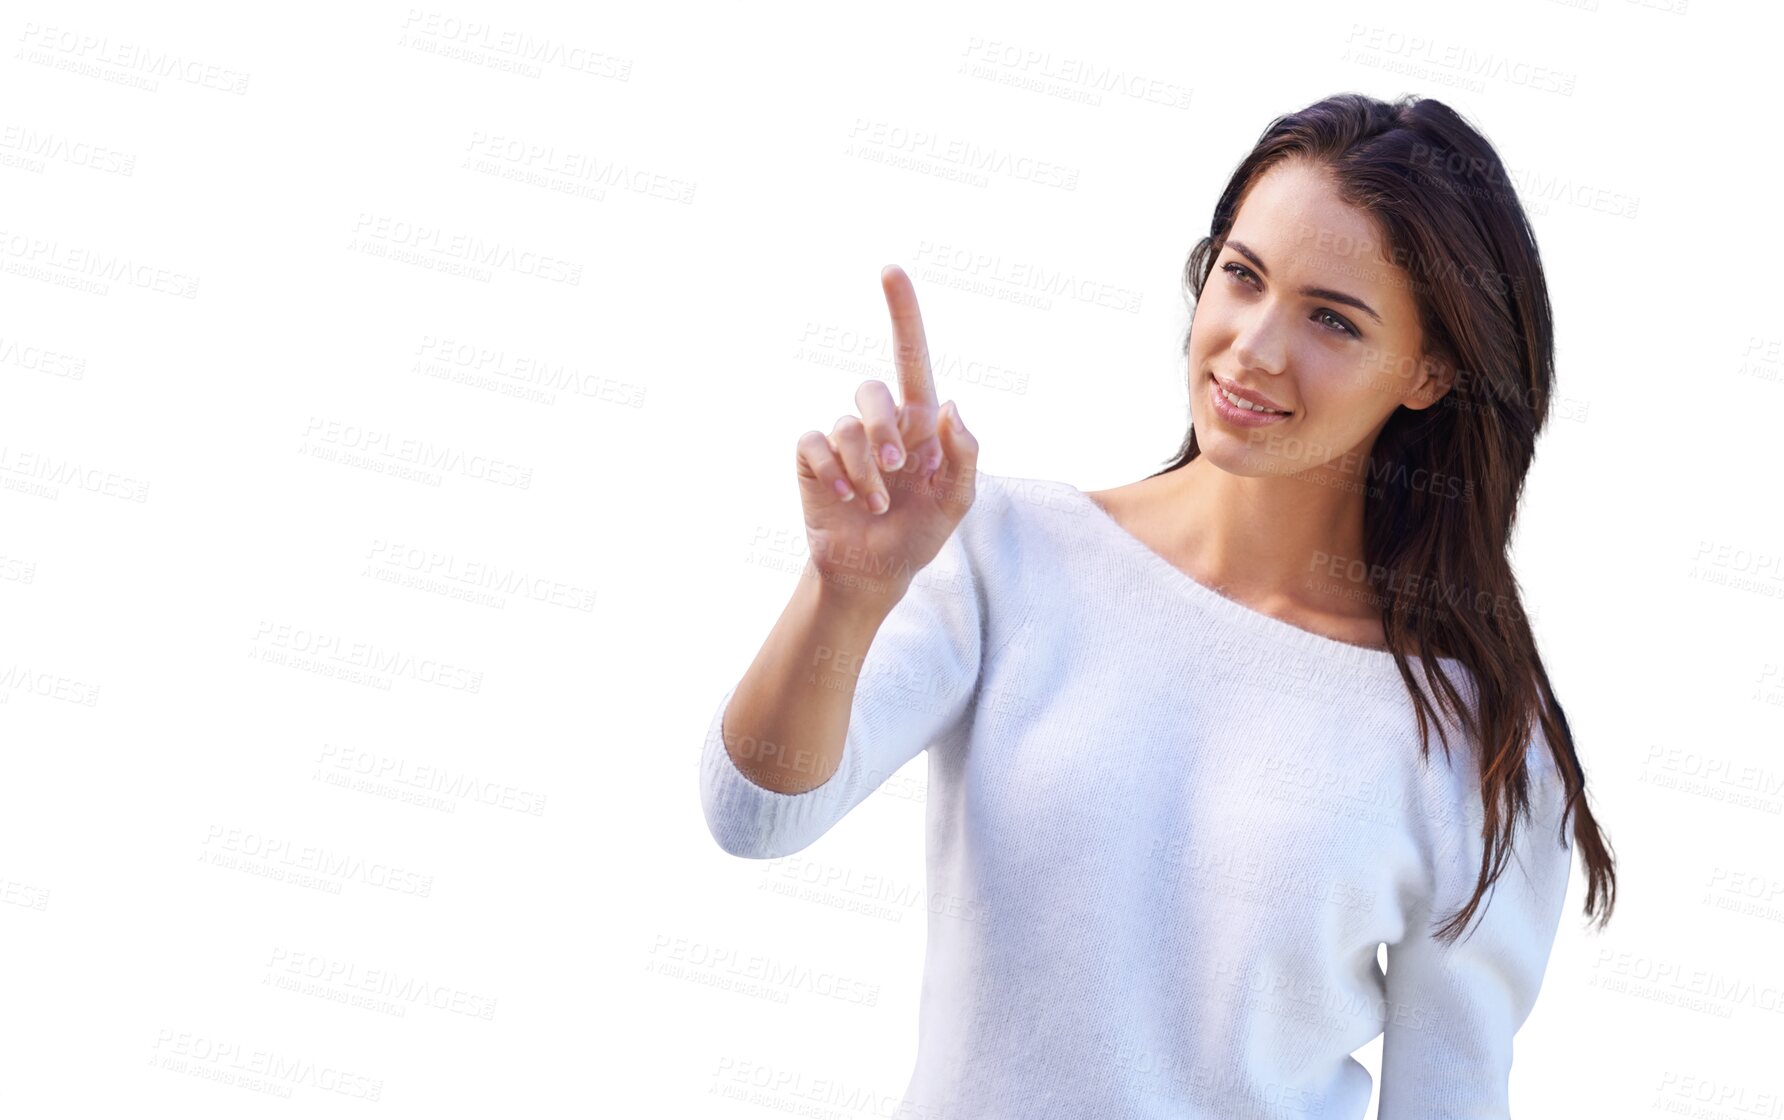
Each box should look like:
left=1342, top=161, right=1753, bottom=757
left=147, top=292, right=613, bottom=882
left=868, top=491, right=888, bottom=514
left=881, top=443, right=903, bottom=470
left=834, top=478, right=854, bottom=500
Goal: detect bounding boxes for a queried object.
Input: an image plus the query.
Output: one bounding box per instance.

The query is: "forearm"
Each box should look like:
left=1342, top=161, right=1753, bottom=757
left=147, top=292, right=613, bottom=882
left=718, top=562, right=900, bottom=794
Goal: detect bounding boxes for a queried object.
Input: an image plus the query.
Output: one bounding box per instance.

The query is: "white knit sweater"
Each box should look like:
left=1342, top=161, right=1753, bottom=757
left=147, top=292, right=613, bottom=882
left=699, top=470, right=1575, bottom=1119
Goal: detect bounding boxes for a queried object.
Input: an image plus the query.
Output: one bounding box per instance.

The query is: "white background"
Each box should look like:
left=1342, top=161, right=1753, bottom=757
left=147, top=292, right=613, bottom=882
left=3, top=0, right=1781, bottom=1115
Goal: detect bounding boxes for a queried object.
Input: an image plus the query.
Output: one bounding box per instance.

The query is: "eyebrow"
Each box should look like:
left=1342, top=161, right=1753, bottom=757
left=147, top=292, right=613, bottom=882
left=1225, top=240, right=1383, bottom=325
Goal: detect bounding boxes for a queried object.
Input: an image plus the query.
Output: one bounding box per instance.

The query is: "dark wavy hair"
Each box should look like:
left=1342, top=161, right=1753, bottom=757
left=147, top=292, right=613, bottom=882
left=1156, top=92, right=1614, bottom=944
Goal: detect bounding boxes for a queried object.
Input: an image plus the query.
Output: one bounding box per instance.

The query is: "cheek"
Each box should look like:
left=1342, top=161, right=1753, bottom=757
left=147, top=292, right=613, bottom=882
left=1298, top=358, right=1386, bottom=423
left=1186, top=306, right=1230, bottom=363
left=1327, top=380, right=1408, bottom=437
left=1355, top=339, right=1428, bottom=399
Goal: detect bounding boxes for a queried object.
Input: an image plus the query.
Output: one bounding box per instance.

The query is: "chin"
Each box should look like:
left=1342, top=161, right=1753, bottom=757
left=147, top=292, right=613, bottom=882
left=1197, top=435, right=1291, bottom=479
left=1190, top=409, right=1299, bottom=477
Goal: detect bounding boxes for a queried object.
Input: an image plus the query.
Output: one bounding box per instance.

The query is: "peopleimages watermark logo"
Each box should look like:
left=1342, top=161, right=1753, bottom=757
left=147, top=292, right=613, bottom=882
left=313, top=741, right=549, bottom=817
left=0, top=443, right=150, bottom=503
left=347, top=212, right=583, bottom=286
left=0, top=228, right=198, bottom=299
left=957, top=36, right=1193, bottom=110
left=0, top=124, right=136, bottom=176
left=247, top=618, right=486, bottom=695
left=297, top=416, right=535, bottom=490
left=198, top=823, right=436, bottom=898
left=397, top=10, right=633, bottom=81
left=14, top=22, right=251, bottom=94
left=147, top=1027, right=381, bottom=1103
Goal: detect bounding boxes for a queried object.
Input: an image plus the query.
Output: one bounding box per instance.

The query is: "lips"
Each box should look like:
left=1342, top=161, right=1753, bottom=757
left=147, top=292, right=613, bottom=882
left=1209, top=372, right=1290, bottom=414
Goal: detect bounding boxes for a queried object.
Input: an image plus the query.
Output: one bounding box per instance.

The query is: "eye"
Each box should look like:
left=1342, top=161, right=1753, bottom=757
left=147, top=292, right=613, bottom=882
left=1222, top=260, right=1361, bottom=340
left=1315, top=309, right=1361, bottom=338
left=1221, top=261, right=1259, bottom=287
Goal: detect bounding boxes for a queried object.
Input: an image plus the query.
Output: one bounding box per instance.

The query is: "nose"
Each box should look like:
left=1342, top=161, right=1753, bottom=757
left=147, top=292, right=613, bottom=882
left=1229, top=303, right=1290, bottom=378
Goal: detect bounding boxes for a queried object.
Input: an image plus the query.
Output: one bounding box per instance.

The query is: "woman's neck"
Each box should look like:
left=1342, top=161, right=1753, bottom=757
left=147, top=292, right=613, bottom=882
left=1127, top=456, right=1382, bottom=638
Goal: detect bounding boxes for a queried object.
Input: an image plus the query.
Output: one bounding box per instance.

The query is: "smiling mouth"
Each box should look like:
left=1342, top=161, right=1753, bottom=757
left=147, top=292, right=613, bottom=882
left=1209, top=372, right=1291, bottom=415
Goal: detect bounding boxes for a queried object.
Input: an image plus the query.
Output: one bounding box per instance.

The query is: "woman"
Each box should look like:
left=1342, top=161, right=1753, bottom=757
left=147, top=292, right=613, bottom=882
left=699, top=92, right=1616, bottom=1118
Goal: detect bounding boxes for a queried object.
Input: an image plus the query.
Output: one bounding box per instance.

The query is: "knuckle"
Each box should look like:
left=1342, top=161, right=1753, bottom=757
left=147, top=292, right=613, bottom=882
left=841, top=440, right=873, bottom=472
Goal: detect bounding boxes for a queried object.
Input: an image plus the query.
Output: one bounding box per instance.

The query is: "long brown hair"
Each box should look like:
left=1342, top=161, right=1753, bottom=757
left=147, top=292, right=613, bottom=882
left=1157, top=92, right=1614, bottom=943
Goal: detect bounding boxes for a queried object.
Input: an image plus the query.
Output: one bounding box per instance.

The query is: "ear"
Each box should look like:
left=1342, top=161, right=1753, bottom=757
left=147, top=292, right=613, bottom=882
left=1400, top=351, right=1456, bottom=412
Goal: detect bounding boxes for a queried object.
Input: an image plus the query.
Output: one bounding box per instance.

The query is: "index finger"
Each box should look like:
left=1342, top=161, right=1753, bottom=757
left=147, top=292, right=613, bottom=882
left=880, top=264, right=938, bottom=412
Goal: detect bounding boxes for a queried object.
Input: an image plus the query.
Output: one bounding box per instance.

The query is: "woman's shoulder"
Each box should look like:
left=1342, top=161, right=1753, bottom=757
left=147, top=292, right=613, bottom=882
left=944, top=469, right=1108, bottom=591
left=1409, top=695, right=1572, bottom=845
left=959, top=469, right=1097, bottom=542
left=967, top=467, right=1079, bottom=508
left=934, top=469, right=1087, bottom=656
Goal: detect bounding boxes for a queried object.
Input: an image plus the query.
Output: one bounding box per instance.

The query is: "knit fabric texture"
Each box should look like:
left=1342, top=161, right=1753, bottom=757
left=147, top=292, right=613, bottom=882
left=699, top=469, right=1575, bottom=1119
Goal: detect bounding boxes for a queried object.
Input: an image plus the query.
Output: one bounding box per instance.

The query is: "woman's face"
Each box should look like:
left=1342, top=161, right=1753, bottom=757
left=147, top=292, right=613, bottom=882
left=1187, top=158, right=1450, bottom=479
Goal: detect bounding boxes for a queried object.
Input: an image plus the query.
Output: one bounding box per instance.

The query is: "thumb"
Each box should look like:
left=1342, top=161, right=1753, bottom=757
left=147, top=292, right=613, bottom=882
left=934, top=401, right=979, bottom=511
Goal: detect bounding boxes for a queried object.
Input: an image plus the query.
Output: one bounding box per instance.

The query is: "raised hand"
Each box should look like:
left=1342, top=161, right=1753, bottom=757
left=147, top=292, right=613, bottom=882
left=795, top=264, right=979, bottom=609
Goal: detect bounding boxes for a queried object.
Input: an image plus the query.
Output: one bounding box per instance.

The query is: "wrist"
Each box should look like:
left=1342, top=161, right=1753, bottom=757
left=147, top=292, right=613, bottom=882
left=798, top=558, right=906, bottom=624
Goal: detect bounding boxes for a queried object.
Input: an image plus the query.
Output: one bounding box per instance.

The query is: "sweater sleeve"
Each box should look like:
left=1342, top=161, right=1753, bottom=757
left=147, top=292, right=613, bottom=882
left=1378, top=740, right=1574, bottom=1118
left=697, top=525, right=985, bottom=860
